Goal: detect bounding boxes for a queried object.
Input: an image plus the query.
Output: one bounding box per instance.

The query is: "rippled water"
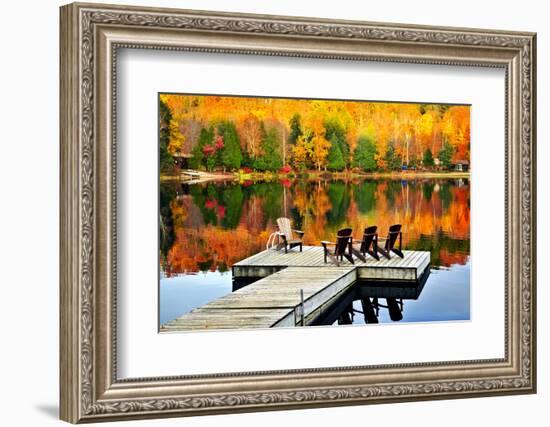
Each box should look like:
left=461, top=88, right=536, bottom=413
left=159, top=177, right=470, bottom=326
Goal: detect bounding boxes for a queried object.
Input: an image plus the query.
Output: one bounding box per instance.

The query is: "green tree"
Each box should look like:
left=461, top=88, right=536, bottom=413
left=254, top=127, right=283, bottom=171
left=325, top=119, right=350, bottom=167
left=218, top=122, right=242, bottom=170
left=327, top=136, right=346, bottom=171
left=289, top=113, right=303, bottom=145
left=352, top=135, right=378, bottom=172
left=384, top=142, right=401, bottom=170
left=423, top=148, right=435, bottom=167
left=159, top=100, right=175, bottom=172
left=190, top=127, right=213, bottom=170
left=439, top=141, right=454, bottom=169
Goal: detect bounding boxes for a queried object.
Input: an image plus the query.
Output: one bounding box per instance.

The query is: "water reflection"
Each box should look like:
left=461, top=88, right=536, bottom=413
left=160, top=178, right=470, bottom=275
left=159, top=178, right=470, bottom=326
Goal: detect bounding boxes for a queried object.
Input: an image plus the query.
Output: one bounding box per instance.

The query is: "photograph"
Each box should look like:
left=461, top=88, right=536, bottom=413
left=158, top=94, right=471, bottom=331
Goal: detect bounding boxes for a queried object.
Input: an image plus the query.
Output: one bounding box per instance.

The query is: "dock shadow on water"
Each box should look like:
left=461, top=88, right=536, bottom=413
left=160, top=177, right=470, bottom=330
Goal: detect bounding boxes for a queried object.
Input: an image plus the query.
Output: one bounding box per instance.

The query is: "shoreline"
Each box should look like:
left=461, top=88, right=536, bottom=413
left=161, top=170, right=470, bottom=182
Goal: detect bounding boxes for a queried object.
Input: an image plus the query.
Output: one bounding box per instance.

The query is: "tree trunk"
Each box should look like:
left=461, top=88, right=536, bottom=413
left=282, top=126, right=286, bottom=165
left=406, top=135, right=410, bottom=166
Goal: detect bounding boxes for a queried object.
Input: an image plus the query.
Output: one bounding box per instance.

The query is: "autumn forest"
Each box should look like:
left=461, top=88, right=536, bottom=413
left=159, top=94, right=470, bottom=174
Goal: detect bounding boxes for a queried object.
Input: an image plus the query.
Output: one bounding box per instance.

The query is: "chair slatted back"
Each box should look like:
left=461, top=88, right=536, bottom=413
left=335, top=228, right=353, bottom=256
left=385, top=224, right=402, bottom=250
left=277, top=217, right=293, bottom=240
left=360, top=225, right=378, bottom=253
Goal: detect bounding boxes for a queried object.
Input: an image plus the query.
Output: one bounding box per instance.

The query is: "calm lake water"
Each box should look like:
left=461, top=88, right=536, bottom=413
left=159, top=178, right=470, bottom=327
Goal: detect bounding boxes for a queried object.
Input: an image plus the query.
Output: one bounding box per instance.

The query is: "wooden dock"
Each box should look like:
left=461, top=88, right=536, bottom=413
left=161, top=267, right=356, bottom=331
left=232, top=246, right=430, bottom=282
left=161, top=247, right=430, bottom=331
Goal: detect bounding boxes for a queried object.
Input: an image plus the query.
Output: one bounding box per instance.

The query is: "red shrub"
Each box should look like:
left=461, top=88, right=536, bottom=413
left=280, top=178, right=292, bottom=188
left=279, top=165, right=292, bottom=174
left=204, top=199, right=217, bottom=209
left=202, top=144, right=216, bottom=156
left=215, top=135, right=224, bottom=150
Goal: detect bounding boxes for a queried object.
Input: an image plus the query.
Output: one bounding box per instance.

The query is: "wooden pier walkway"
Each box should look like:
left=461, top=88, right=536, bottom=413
left=161, top=266, right=356, bottom=331
left=161, top=247, right=430, bottom=331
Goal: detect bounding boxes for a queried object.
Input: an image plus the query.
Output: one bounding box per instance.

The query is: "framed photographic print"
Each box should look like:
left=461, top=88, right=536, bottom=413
left=60, top=2, right=537, bottom=423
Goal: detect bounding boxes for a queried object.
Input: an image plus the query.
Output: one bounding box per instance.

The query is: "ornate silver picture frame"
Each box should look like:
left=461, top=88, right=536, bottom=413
left=60, top=2, right=536, bottom=423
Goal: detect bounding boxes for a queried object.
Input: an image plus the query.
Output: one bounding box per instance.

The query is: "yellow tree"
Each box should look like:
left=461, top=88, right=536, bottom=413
left=305, top=113, right=331, bottom=171
left=239, top=114, right=263, bottom=157
left=397, top=103, right=421, bottom=166
left=292, top=134, right=312, bottom=169
left=167, top=118, right=185, bottom=155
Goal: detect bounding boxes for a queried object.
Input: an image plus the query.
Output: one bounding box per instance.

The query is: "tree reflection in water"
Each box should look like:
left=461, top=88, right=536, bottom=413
left=160, top=178, right=470, bottom=276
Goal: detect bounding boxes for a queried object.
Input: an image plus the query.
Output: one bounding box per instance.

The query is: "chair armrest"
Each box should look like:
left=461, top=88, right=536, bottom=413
left=293, top=229, right=304, bottom=236
left=278, top=232, right=288, bottom=242
left=320, top=240, right=334, bottom=246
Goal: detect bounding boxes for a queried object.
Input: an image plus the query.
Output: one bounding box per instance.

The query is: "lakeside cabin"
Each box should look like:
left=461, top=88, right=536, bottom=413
left=172, top=152, right=192, bottom=169
left=453, top=160, right=470, bottom=172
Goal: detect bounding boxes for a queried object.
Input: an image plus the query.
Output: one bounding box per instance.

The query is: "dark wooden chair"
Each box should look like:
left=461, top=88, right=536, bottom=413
left=321, top=228, right=356, bottom=267
left=378, top=224, right=404, bottom=259
left=276, top=217, right=304, bottom=253
left=352, top=225, right=380, bottom=261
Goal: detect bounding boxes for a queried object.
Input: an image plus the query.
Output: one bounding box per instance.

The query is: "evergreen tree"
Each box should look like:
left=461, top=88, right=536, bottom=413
left=327, top=136, right=346, bottom=171
left=353, top=135, right=378, bottom=172
left=423, top=148, right=435, bottom=167
left=190, top=127, right=213, bottom=170
left=205, top=153, right=217, bottom=171
left=219, top=122, right=242, bottom=170
left=159, top=100, right=175, bottom=172
left=384, top=142, right=401, bottom=170
left=289, top=113, right=302, bottom=145
left=325, top=119, right=350, bottom=167
left=439, top=141, right=454, bottom=169
left=254, top=127, right=282, bottom=171
left=241, top=150, right=252, bottom=168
